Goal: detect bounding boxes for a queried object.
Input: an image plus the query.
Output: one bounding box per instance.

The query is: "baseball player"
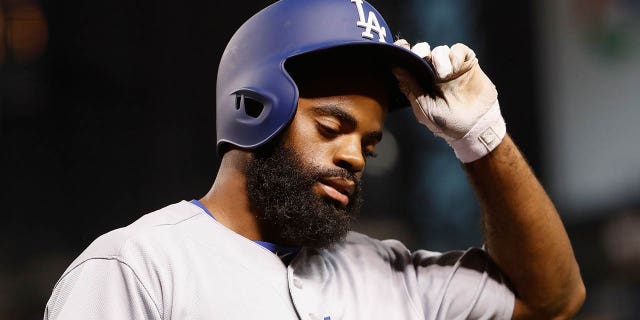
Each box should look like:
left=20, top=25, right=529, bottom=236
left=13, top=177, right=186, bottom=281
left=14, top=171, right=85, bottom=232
left=44, top=0, right=585, bottom=319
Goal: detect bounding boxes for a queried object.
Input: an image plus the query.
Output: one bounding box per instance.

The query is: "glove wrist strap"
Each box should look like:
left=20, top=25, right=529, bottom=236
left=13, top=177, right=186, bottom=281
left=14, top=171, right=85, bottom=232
left=448, top=101, right=506, bottom=163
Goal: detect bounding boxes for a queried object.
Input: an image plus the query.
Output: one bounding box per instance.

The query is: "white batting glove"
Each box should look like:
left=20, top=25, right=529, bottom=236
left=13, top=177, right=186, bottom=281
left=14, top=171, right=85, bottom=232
left=393, top=39, right=506, bottom=163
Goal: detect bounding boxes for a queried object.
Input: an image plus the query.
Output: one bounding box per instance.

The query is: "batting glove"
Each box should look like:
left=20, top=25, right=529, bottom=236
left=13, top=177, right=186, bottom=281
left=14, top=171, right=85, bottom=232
left=393, top=40, right=506, bottom=163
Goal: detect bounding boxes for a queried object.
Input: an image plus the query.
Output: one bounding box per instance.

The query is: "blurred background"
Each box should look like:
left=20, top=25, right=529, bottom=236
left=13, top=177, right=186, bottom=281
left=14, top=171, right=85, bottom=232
left=1, top=0, right=639, bottom=318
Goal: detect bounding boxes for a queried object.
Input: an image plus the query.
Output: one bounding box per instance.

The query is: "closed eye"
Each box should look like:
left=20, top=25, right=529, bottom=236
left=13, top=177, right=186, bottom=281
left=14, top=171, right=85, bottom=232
left=317, top=121, right=340, bottom=137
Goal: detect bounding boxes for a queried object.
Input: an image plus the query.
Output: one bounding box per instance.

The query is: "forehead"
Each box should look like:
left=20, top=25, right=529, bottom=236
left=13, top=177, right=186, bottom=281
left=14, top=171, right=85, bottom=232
left=292, top=69, right=389, bottom=129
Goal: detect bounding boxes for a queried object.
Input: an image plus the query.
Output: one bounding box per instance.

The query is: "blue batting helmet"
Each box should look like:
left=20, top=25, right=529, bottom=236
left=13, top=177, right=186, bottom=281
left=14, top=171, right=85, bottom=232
left=216, top=0, right=435, bottom=154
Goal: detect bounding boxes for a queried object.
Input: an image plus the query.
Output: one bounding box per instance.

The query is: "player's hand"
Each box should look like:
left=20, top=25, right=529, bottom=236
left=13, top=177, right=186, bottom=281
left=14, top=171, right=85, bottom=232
left=392, top=40, right=506, bottom=163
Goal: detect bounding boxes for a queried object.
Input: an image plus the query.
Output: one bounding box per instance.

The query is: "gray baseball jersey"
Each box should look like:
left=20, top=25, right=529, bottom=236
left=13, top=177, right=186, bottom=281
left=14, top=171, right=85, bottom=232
left=44, top=201, right=514, bottom=320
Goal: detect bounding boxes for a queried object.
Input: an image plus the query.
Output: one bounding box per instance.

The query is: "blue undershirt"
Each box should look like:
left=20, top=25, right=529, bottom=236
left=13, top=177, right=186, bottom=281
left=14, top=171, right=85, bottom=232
left=190, top=199, right=300, bottom=264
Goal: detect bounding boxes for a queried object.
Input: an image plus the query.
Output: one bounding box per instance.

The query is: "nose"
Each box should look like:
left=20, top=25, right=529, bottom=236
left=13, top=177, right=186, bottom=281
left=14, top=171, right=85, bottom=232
left=333, top=136, right=365, bottom=173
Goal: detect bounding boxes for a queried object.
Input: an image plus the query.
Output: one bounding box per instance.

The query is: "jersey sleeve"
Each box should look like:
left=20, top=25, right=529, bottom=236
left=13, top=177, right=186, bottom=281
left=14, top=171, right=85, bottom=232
left=44, top=258, right=162, bottom=320
left=382, top=240, right=515, bottom=320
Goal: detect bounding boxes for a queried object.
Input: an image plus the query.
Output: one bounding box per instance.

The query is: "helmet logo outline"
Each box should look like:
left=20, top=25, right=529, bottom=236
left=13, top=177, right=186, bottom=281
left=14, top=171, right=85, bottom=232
left=351, top=0, right=387, bottom=43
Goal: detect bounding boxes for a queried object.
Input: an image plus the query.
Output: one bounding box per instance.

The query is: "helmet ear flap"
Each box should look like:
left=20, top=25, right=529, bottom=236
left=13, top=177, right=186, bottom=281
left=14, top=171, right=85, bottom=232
left=216, top=76, right=298, bottom=156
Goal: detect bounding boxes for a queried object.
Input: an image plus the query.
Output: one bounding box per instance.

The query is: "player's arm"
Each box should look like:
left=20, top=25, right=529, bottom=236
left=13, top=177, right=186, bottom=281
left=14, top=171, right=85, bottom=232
left=464, top=135, right=585, bottom=319
left=392, top=40, right=585, bottom=319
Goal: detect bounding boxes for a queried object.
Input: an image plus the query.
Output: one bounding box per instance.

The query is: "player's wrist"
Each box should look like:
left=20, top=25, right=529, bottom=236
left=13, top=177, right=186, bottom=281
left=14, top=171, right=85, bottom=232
left=445, top=100, right=506, bottom=163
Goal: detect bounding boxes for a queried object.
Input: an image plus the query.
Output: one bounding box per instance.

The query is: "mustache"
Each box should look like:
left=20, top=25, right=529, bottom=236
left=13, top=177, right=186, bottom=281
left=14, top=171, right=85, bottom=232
left=310, top=167, right=360, bottom=189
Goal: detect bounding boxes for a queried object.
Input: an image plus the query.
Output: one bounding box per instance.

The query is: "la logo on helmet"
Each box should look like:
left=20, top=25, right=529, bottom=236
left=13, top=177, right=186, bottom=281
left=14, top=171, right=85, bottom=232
left=351, top=0, right=388, bottom=43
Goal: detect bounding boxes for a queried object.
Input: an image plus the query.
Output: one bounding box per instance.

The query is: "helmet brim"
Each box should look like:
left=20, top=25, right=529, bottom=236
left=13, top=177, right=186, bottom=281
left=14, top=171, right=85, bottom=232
left=286, top=41, right=437, bottom=110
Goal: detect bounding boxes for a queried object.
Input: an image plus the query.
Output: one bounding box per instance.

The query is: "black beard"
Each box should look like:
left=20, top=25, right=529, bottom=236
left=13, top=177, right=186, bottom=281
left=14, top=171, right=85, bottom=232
left=246, top=141, right=362, bottom=249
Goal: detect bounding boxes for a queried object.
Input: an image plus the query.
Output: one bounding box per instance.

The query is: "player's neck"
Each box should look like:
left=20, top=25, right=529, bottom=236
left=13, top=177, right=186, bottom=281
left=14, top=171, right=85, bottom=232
left=199, top=150, right=264, bottom=241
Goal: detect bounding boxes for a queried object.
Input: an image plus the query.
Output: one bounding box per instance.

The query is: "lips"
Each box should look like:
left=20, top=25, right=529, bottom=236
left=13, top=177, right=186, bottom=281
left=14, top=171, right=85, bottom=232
left=317, top=177, right=356, bottom=207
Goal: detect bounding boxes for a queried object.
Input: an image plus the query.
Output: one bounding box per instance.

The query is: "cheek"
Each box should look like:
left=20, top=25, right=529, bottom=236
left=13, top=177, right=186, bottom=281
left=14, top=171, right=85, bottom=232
left=282, top=118, right=330, bottom=167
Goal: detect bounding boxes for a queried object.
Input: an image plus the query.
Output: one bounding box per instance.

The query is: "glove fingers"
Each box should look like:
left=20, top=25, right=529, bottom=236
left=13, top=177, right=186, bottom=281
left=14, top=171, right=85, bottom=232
left=450, top=43, right=478, bottom=75
left=411, top=42, right=431, bottom=61
left=393, top=39, right=411, bottom=50
left=431, top=45, right=453, bottom=80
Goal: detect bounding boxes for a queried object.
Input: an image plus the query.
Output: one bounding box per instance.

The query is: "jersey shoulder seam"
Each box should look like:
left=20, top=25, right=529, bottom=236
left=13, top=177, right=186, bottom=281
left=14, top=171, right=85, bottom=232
left=91, top=209, right=203, bottom=258
left=56, top=256, right=163, bottom=319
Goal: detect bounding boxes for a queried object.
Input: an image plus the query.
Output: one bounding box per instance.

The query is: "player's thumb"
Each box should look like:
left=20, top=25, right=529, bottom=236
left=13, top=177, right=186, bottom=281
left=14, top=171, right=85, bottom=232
left=391, top=67, right=425, bottom=99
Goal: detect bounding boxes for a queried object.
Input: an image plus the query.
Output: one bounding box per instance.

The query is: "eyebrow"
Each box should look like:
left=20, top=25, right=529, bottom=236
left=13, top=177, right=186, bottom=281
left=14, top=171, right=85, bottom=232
left=311, top=105, right=383, bottom=143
